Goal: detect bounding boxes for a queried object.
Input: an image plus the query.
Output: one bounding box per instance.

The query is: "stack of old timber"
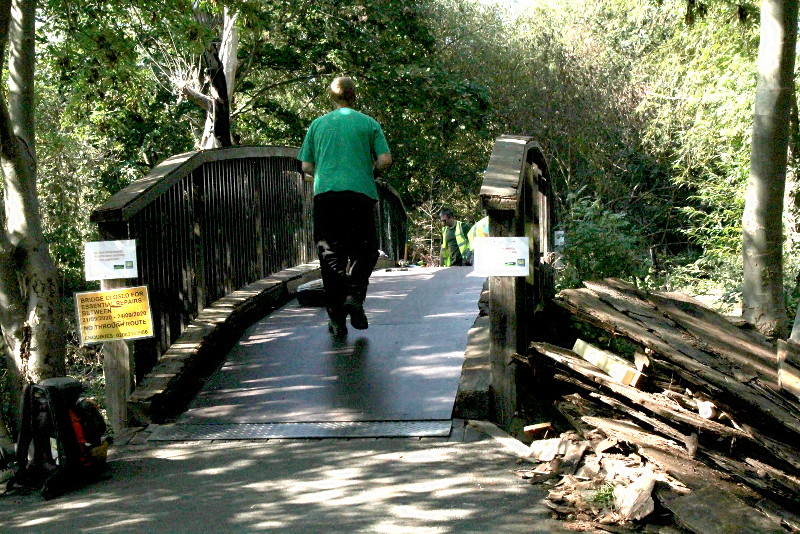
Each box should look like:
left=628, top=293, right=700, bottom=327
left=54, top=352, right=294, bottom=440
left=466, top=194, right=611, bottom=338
left=522, top=278, right=800, bottom=532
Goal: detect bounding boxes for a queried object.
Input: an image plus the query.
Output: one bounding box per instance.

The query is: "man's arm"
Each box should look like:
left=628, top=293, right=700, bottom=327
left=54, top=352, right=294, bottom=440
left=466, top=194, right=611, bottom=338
left=374, top=152, right=392, bottom=176
left=301, top=161, right=315, bottom=182
left=461, top=223, right=474, bottom=265
left=461, top=222, right=471, bottom=243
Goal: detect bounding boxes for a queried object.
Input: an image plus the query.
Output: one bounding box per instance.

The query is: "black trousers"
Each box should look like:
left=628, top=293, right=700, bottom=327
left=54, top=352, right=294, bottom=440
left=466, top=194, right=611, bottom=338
left=313, top=191, right=379, bottom=314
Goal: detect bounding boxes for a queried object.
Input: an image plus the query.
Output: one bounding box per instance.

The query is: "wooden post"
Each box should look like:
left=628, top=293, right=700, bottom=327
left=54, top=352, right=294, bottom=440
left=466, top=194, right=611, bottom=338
left=100, top=278, right=134, bottom=433
left=480, top=135, right=555, bottom=430
left=487, top=207, right=518, bottom=429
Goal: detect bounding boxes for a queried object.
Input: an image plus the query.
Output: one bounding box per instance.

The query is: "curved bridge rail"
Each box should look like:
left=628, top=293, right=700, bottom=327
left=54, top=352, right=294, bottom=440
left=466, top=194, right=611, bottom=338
left=91, top=146, right=407, bottom=384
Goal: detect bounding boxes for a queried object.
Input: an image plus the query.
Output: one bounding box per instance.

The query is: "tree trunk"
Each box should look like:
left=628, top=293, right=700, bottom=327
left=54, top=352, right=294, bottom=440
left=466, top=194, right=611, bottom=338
left=742, top=0, right=798, bottom=338
left=220, top=8, right=238, bottom=105
left=0, top=0, right=66, bottom=433
left=192, top=7, right=237, bottom=150
left=199, top=39, right=232, bottom=149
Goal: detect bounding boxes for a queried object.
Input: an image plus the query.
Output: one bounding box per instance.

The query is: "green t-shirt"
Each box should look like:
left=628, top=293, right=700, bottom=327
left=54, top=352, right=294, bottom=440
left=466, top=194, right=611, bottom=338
left=298, top=108, right=390, bottom=200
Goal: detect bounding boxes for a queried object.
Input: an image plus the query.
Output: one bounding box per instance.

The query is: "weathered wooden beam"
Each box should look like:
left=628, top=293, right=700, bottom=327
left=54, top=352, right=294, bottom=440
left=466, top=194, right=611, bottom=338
left=480, top=135, right=529, bottom=202
left=777, top=339, right=800, bottom=399
left=100, top=278, right=135, bottom=434
left=592, top=279, right=778, bottom=383
left=581, top=415, right=800, bottom=506
left=482, top=196, right=517, bottom=211
left=572, top=338, right=644, bottom=387
left=485, top=207, right=520, bottom=427
left=531, top=342, right=750, bottom=441
left=554, top=287, right=800, bottom=438
left=532, top=342, right=800, bottom=474
left=665, top=485, right=785, bottom=534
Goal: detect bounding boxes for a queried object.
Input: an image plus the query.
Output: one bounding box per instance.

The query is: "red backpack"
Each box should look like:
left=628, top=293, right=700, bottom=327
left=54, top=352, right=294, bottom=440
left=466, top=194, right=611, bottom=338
left=5, top=377, right=111, bottom=499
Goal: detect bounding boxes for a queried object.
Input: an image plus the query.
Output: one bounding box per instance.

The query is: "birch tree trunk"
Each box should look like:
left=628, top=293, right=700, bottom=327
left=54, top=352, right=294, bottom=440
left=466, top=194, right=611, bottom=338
left=0, top=0, right=65, bottom=432
left=183, top=7, right=238, bottom=150
left=742, top=0, right=798, bottom=338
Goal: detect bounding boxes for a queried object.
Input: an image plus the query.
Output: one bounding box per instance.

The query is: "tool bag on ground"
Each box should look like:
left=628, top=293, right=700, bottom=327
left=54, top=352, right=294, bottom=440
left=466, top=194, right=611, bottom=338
left=5, top=377, right=110, bottom=499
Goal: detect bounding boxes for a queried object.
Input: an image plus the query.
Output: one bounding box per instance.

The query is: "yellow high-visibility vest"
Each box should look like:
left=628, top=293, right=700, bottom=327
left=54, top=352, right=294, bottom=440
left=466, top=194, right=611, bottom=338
left=441, top=220, right=470, bottom=266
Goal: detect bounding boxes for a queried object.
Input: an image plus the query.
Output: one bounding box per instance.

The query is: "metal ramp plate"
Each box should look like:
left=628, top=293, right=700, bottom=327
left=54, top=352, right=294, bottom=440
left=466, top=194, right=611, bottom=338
left=148, top=420, right=453, bottom=441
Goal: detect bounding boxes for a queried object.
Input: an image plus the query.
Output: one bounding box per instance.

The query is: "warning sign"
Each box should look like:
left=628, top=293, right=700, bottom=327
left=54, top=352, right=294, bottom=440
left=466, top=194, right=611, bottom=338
left=75, top=286, right=154, bottom=345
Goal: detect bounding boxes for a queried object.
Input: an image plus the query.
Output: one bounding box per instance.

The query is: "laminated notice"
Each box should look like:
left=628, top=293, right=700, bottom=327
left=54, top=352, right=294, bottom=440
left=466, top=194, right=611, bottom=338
left=471, top=237, right=529, bottom=277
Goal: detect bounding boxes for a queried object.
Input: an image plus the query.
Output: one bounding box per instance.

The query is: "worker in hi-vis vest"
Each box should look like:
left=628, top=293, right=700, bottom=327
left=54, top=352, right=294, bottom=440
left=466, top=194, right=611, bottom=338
left=467, top=215, right=489, bottom=249
left=439, top=207, right=472, bottom=266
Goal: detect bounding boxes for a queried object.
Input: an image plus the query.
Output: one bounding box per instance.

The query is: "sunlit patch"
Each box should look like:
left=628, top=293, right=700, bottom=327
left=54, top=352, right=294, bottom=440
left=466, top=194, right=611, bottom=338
left=190, top=458, right=256, bottom=476
left=246, top=520, right=287, bottom=528
left=19, top=517, right=57, bottom=526
left=389, top=501, right=474, bottom=520
left=88, top=517, right=153, bottom=529
left=150, top=448, right=196, bottom=460
left=290, top=488, right=349, bottom=503
left=240, top=330, right=295, bottom=344
left=369, top=292, right=411, bottom=300
left=389, top=365, right=459, bottom=378
left=375, top=447, right=457, bottom=463
left=425, top=311, right=473, bottom=319
left=220, top=384, right=328, bottom=398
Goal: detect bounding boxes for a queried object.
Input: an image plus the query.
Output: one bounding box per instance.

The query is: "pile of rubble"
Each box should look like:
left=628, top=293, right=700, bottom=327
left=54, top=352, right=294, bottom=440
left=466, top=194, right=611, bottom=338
left=514, top=278, right=800, bottom=533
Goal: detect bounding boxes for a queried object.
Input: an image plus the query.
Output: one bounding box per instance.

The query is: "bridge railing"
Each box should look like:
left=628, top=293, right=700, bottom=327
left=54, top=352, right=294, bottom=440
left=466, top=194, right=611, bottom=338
left=91, top=146, right=407, bottom=382
left=479, top=135, right=556, bottom=428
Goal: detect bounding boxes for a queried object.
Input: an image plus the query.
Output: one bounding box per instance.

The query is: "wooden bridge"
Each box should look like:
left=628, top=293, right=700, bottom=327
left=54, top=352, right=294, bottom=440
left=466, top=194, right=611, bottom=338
left=90, top=136, right=556, bottom=437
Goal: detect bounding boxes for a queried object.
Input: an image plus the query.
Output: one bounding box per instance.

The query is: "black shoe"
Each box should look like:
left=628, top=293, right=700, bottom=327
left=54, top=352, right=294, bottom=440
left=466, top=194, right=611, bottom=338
left=345, top=297, right=368, bottom=330
left=328, top=318, right=347, bottom=337
left=326, top=306, right=347, bottom=337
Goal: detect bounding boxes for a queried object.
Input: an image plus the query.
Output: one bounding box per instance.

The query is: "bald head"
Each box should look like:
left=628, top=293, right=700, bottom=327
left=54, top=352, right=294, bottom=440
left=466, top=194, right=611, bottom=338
left=330, top=76, right=357, bottom=107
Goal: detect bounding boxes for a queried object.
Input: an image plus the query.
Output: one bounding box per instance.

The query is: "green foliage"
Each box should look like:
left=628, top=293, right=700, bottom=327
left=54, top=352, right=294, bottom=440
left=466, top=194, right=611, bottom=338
left=636, top=2, right=758, bottom=266
left=26, top=0, right=796, bottom=322
left=231, top=0, right=495, bottom=254
left=559, top=192, right=648, bottom=289
left=589, top=482, right=616, bottom=508
left=29, top=0, right=500, bottom=292
left=482, top=0, right=779, bottom=315
left=430, top=0, right=691, bottom=264
left=3, top=0, right=795, bottom=441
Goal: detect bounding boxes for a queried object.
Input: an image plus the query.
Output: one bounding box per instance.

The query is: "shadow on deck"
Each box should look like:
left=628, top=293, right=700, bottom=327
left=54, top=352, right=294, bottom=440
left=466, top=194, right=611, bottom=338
left=137, top=266, right=487, bottom=440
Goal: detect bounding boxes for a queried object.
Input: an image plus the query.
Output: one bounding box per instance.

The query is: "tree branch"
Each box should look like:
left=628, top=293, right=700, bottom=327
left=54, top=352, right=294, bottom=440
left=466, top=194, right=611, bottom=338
left=179, top=83, right=213, bottom=112
left=233, top=74, right=322, bottom=118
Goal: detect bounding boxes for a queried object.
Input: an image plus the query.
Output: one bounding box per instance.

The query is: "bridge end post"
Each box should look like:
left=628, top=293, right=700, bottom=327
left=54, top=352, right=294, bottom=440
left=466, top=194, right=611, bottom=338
left=99, top=279, right=135, bottom=434
left=480, top=135, right=555, bottom=430
left=485, top=209, right=520, bottom=429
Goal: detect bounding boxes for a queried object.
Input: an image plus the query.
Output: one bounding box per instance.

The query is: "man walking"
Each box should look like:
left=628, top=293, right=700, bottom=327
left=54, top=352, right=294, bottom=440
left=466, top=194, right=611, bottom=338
left=439, top=207, right=472, bottom=266
left=299, top=77, right=392, bottom=337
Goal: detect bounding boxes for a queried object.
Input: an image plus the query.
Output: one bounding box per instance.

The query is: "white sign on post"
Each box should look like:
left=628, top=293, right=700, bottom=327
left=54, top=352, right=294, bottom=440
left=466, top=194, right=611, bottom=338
left=471, top=237, right=530, bottom=277
left=84, top=240, right=138, bottom=281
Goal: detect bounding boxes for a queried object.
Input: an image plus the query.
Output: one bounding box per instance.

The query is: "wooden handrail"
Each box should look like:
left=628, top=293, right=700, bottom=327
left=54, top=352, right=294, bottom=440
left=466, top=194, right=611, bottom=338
left=91, top=146, right=300, bottom=223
